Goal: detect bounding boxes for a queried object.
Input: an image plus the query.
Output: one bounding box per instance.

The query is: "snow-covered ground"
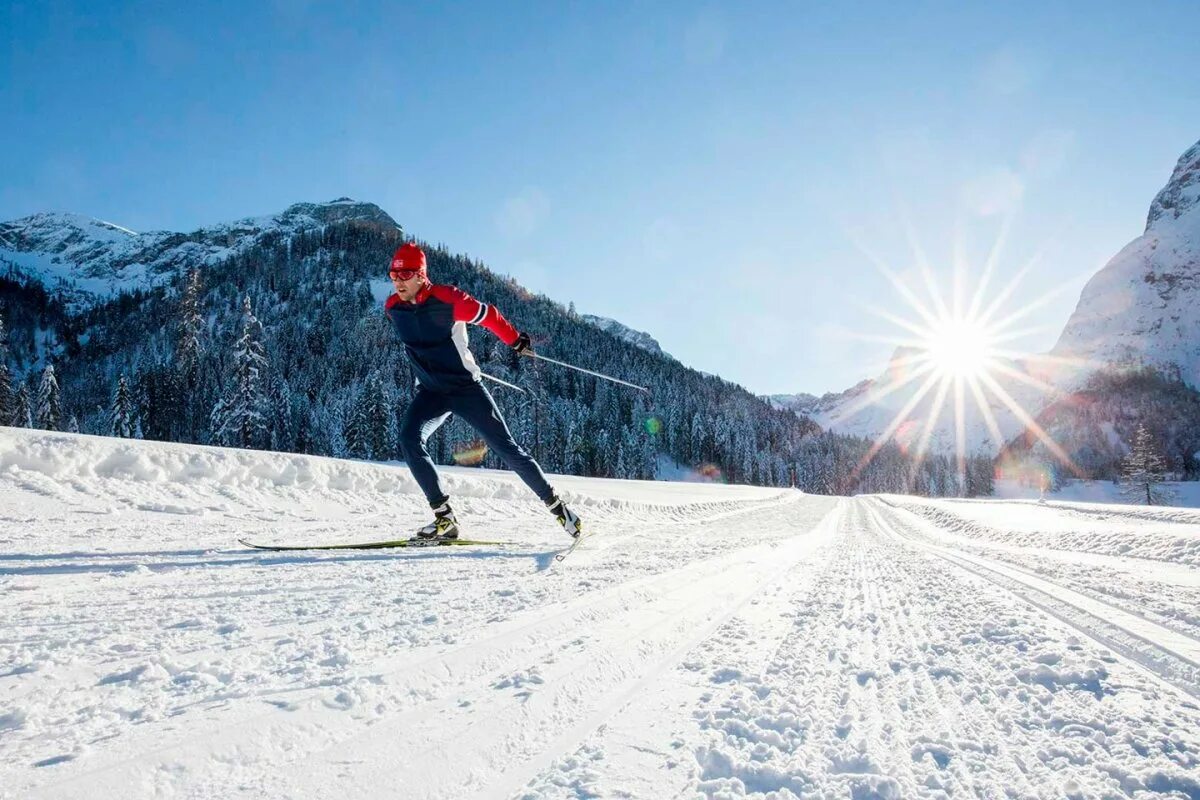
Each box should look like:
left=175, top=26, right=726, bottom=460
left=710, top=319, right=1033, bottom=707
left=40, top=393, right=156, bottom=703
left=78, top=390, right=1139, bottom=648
left=2, top=429, right=1199, bottom=798
left=996, top=477, right=1200, bottom=509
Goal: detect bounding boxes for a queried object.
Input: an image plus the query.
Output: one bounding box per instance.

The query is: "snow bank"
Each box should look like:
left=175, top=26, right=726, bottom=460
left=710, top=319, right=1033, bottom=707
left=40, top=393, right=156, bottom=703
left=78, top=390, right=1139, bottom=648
left=881, top=493, right=1200, bottom=567
left=0, top=427, right=785, bottom=526
left=996, top=477, right=1200, bottom=509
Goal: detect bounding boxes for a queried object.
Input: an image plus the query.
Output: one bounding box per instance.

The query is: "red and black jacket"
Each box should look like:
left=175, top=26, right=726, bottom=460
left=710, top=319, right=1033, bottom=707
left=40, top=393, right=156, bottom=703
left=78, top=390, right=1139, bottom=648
left=385, top=284, right=519, bottom=393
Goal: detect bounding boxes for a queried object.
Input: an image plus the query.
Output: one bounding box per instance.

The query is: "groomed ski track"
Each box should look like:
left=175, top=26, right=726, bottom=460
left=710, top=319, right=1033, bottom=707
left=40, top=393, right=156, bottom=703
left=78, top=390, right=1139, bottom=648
left=3, top=431, right=1200, bottom=798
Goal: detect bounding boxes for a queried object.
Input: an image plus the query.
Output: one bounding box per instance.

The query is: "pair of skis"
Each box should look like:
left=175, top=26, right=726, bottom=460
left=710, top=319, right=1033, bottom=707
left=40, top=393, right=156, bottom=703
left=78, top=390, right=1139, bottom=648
left=238, top=531, right=589, bottom=562
left=237, top=536, right=500, bottom=551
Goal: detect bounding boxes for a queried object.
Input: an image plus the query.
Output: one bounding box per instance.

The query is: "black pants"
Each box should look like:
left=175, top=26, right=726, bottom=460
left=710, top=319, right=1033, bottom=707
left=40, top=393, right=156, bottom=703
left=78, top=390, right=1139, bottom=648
left=399, top=382, right=555, bottom=507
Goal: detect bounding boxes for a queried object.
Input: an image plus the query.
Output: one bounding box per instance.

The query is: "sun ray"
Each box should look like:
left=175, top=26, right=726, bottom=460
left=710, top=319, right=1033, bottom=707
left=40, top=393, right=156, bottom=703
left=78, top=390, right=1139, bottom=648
left=907, top=373, right=955, bottom=484
left=952, top=218, right=968, bottom=321
left=954, top=375, right=967, bottom=490
left=983, top=273, right=1089, bottom=333
left=988, top=324, right=1059, bottom=345
left=976, top=253, right=1041, bottom=326
left=867, top=258, right=944, bottom=332
left=976, top=370, right=1082, bottom=476
left=824, top=360, right=938, bottom=426
left=965, top=212, right=1013, bottom=320
left=1011, top=351, right=1099, bottom=368
left=850, top=369, right=944, bottom=483
left=898, top=204, right=954, bottom=324
left=861, top=303, right=938, bottom=342
left=988, top=360, right=1061, bottom=396
left=965, top=374, right=1007, bottom=452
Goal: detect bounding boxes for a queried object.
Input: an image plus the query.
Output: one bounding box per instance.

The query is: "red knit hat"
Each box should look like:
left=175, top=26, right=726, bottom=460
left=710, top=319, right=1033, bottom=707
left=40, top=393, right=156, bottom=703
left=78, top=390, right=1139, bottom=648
left=390, top=243, right=427, bottom=275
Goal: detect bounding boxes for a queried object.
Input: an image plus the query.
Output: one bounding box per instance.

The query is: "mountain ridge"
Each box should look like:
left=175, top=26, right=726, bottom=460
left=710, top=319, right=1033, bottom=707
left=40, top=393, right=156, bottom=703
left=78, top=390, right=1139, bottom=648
left=0, top=198, right=397, bottom=303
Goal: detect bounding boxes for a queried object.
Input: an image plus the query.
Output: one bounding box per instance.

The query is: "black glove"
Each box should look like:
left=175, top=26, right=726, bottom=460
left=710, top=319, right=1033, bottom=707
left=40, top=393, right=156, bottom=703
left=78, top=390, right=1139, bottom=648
left=513, top=332, right=533, bottom=355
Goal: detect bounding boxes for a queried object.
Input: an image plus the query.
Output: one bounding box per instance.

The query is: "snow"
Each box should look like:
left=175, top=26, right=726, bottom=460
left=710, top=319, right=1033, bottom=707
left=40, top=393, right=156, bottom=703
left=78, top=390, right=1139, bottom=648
left=997, top=476, right=1200, bottom=508
left=0, top=199, right=399, bottom=306
left=3, top=428, right=1200, bottom=798
left=580, top=314, right=672, bottom=359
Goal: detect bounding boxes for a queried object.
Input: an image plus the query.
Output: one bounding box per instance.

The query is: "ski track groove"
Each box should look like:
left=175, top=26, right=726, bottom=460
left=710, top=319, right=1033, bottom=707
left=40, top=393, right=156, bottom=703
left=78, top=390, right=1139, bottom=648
left=688, top=498, right=1200, bottom=798
left=3, top=493, right=803, bottom=713
left=13, top=496, right=835, bottom=799
left=10, top=479, right=1200, bottom=799
left=874, top=497, right=1200, bottom=640
left=260, top=502, right=840, bottom=800
left=504, top=501, right=847, bottom=800
left=869, top=499, right=1200, bottom=702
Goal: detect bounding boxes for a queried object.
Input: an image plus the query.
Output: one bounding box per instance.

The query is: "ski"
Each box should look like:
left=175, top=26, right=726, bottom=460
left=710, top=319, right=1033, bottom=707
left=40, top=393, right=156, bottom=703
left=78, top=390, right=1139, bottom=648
left=554, top=531, right=592, bottom=562
left=238, top=537, right=504, bottom=552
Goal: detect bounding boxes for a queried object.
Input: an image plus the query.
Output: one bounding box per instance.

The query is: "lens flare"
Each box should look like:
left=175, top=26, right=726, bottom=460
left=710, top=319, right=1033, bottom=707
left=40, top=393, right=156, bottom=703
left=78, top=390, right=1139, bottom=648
left=452, top=439, right=489, bottom=466
left=687, top=463, right=725, bottom=483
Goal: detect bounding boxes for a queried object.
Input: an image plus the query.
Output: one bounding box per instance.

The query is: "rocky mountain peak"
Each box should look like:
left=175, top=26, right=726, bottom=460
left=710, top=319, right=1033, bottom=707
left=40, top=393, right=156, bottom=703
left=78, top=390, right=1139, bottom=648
left=1146, top=139, right=1200, bottom=231
left=1051, top=137, right=1200, bottom=386
left=276, top=199, right=399, bottom=230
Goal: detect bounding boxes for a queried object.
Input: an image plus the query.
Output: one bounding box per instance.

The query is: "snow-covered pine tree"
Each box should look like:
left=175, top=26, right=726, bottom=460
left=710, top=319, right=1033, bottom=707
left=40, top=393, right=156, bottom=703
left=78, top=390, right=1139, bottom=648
left=341, top=372, right=393, bottom=461
left=110, top=375, right=136, bottom=438
left=1121, top=423, right=1172, bottom=505
left=35, top=362, right=61, bottom=431
left=343, top=386, right=369, bottom=459
left=267, top=377, right=295, bottom=452
left=362, top=371, right=390, bottom=460
left=176, top=268, right=205, bottom=440
left=177, top=268, right=204, bottom=381
left=212, top=296, right=271, bottom=449
left=0, top=313, right=13, bottom=425
left=13, top=383, right=33, bottom=428
left=67, top=414, right=80, bottom=434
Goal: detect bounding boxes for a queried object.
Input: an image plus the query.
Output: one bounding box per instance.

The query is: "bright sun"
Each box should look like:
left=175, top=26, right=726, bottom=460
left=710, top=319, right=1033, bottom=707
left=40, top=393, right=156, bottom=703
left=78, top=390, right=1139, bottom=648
left=922, top=316, right=996, bottom=379
left=833, top=217, right=1091, bottom=493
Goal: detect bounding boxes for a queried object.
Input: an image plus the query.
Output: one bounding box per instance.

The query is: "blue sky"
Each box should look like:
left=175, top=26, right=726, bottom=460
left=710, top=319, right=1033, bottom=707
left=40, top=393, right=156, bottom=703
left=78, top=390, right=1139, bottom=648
left=3, top=1, right=1199, bottom=395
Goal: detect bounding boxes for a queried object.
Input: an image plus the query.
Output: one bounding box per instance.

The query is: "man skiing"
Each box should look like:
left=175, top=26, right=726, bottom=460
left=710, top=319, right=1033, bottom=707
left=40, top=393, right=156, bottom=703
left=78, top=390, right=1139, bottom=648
left=384, top=242, right=582, bottom=542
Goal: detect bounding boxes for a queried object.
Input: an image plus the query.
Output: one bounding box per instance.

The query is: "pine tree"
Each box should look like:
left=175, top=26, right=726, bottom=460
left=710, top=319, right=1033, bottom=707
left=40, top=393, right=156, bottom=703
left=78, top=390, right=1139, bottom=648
left=268, top=377, right=295, bottom=452
left=344, top=386, right=369, bottom=459
left=0, top=313, right=12, bottom=425
left=67, top=415, right=80, bottom=434
left=110, top=375, right=135, bottom=438
left=343, top=372, right=391, bottom=460
left=176, top=268, right=205, bottom=439
left=35, top=363, right=62, bottom=431
left=212, top=296, right=271, bottom=449
left=177, top=268, right=205, bottom=380
left=362, top=371, right=390, bottom=459
left=1121, top=423, right=1172, bottom=505
left=13, top=384, right=33, bottom=428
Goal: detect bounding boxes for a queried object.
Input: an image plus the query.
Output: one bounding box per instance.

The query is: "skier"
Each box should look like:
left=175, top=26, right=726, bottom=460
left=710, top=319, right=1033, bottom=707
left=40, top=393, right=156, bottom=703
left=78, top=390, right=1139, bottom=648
left=384, top=242, right=582, bottom=541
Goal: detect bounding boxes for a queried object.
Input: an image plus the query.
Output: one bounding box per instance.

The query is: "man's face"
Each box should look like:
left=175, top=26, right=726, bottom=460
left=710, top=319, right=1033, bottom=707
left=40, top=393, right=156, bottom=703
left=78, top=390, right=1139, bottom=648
left=391, top=269, right=424, bottom=301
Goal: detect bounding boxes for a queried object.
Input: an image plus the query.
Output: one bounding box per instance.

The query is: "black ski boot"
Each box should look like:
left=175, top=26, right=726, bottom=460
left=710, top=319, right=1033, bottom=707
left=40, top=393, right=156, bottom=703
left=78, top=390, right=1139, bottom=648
left=414, top=502, right=459, bottom=540
left=546, top=496, right=582, bottom=539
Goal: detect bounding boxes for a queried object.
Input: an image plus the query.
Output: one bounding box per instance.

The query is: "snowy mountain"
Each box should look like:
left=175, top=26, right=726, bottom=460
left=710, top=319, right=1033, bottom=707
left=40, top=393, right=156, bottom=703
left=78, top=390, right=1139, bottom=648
left=1051, top=140, right=1200, bottom=385
left=780, top=347, right=1049, bottom=456
left=580, top=314, right=671, bottom=358
left=0, top=198, right=397, bottom=304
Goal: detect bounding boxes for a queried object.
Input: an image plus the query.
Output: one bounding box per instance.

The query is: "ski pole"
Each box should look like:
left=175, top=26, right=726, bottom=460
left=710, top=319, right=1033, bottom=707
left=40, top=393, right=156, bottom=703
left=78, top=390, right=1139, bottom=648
left=523, top=352, right=650, bottom=393
left=480, top=372, right=527, bottom=393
